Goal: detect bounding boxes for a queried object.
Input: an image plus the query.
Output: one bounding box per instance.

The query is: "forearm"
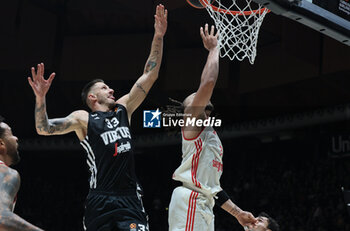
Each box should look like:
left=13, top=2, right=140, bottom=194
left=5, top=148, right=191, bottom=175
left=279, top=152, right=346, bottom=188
left=201, top=48, right=219, bottom=85
left=34, top=97, right=52, bottom=135
left=0, top=211, right=43, bottom=231
left=143, top=34, right=164, bottom=79
left=221, top=199, right=243, bottom=218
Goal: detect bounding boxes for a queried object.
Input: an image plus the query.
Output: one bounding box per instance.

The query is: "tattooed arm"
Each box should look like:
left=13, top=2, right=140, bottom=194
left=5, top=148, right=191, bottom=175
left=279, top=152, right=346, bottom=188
left=28, top=63, right=88, bottom=140
left=221, top=199, right=257, bottom=227
left=0, top=166, right=43, bottom=231
left=117, top=4, right=167, bottom=118
left=34, top=101, right=88, bottom=140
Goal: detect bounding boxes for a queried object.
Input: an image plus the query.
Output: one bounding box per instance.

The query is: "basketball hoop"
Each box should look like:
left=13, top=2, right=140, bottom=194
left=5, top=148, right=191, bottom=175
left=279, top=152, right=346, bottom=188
left=187, top=0, right=269, bottom=64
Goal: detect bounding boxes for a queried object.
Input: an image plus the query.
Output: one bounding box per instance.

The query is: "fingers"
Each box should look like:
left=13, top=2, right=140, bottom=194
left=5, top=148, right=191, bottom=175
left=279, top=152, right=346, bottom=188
left=27, top=77, right=34, bottom=88
left=48, top=73, right=56, bottom=84
left=156, top=4, right=167, bottom=21
left=200, top=24, right=218, bottom=38
left=31, top=62, right=52, bottom=82
left=156, top=4, right=164, bottom=17
left=210, top=25, right=215, bottom=35
left=37, top=64, right=42, bottom=78
left=159, top=4, right=164, bottom=17
left=200, top=26, right=205, bottom=39
left=41, top=62, right=45, bottom=77
left=201, top=24, right=217, bottom=37
left=31, top=67, right=36, bottom=81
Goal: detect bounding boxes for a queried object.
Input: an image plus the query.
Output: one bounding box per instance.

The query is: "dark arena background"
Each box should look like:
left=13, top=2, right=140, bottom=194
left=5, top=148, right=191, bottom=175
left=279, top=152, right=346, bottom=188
left=1, top=0, right=350, bottom=230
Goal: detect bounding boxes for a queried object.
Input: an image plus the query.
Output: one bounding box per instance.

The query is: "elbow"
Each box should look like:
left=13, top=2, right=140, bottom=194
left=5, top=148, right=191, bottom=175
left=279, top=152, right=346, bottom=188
left=35, top=128, right=43, bottom=135
left=36, top=128, right=48, bottom=136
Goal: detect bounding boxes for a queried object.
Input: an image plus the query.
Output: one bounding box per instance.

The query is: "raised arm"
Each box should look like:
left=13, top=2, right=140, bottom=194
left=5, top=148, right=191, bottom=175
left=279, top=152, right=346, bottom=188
left=185, top=24, right=219, bottom=118
left=0, top=167, right=43, bottom=231
left=117, top=4, right=167, bottom=118
left=28, top=63, right=88, bottom=140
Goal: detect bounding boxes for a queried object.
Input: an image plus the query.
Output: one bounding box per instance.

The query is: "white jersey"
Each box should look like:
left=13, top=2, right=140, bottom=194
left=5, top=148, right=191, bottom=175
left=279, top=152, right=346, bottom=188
left=172, top=126, right=224, bottom=198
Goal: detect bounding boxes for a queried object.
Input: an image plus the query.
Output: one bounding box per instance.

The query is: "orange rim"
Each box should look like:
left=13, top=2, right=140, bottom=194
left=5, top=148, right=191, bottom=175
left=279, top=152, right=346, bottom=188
left=186, top=0, right=217, bottom=9
left=198, top=0, right=270, bottom=15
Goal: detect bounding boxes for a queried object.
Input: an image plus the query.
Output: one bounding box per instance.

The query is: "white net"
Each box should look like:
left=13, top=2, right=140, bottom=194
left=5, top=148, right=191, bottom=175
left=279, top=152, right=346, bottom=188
left=200, top=0, right=269, bottom=64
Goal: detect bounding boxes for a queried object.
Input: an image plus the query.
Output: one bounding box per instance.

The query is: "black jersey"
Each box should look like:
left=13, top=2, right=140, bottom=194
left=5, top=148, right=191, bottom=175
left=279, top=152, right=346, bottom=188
left=80, top=104, right=138, bottom=192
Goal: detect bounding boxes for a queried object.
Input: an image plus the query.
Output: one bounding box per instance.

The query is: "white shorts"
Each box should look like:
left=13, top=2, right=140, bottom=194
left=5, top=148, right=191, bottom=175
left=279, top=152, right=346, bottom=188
left=168, top=186, right=215, bottom=231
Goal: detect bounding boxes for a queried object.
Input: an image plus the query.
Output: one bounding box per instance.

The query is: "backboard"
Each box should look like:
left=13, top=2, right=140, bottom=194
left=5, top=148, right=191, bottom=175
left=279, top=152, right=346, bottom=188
left=251, top=0, right=350, bottom=46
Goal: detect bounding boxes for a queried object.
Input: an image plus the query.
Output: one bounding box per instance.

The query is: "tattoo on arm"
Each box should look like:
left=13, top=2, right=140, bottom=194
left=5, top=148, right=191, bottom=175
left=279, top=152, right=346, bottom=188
left=0, top=169, right=19, bottom=208
left=35, top=102, right=73, bottom=134
left=47, top=118, right=73, bottom=134
left=144, top=38, right=162, bottom=74
left=35, top=103, right=47, bottom=133
left=145, top=61, right=157, bottom=73
left=136, top=82, right=147, bottom=95
left=229, top=204, right=242, bottom=217
left=0, top=170, right=42, bottom=230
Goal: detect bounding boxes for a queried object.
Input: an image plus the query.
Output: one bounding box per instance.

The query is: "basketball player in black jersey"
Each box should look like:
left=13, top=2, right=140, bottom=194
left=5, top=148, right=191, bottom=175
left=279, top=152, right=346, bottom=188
left=28, top=4, right=167, bottom=231
left=0, top=116, right=44, bottom=231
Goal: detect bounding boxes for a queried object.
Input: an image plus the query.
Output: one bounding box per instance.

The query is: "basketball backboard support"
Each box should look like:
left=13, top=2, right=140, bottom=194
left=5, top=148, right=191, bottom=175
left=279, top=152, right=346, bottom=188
left=251, top=0, right=350, bottom=46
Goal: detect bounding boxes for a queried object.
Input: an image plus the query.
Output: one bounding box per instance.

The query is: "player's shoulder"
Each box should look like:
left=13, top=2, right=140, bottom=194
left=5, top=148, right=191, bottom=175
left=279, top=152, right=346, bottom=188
left=0, top=165, right=20, bottom=181
left=72, top=110, right=89, bottom=116
left=116, top=94, right=128, bottom=107
left=70, top=110, right=89, bottom=121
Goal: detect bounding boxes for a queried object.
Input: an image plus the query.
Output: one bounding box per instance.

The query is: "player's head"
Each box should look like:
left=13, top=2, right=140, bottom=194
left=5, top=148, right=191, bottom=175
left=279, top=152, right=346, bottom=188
left=249, top=212, right=280, bottom=231
left=0, top=116, right=20, bottom=166
left=183, top=93, right=214, bottom=117
left=82, top=79, right=116, bottom=110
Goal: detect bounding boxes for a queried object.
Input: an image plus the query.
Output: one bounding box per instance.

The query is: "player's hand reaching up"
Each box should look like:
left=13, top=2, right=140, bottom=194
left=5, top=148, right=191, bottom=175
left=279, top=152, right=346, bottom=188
left=200, top=24, right=219, bottom=51
left=154, top=4, right=168, bottom=37
left=27, top=63, right=55, bottom=99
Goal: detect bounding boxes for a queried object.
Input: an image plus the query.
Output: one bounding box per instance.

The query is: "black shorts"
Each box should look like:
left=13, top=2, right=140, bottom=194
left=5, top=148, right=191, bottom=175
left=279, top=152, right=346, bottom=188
left=83, top=191, right=149, bottom=231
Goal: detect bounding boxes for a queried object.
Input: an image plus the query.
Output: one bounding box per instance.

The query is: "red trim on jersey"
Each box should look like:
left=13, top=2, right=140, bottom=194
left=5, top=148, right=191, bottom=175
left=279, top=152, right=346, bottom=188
left=0, top=160, right=7, bottom=166
left=185, top=191, right=198, bottom=231
left=182, top=127, right=205, bottom=141
left=185, top=191, right=194, bottom=230
left=191, top=139, right=202, bottom=188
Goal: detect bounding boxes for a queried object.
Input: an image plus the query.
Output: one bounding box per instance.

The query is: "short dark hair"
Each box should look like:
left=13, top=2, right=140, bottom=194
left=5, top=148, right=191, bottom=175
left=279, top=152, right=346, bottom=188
left=81, top=79, right=104, bottom=107
left=259, top=212, right=280, bottom=231
left=0, top=115, right=5, bottom=138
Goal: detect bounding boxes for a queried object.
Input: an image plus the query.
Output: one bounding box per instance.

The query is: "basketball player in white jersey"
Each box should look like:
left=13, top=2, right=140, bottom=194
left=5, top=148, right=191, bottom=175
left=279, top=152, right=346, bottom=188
left=0, top=116, right=44, bottom=231
left=168, top=24, right=257, bottom=231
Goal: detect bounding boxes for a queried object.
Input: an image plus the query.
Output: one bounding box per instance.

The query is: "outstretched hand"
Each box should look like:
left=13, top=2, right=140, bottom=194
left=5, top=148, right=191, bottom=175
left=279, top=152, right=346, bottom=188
left=236, top=211, right=257, bottom=228
left=27, top=63, right=55, bottom=99
left=200, top=24, right=219, bottom=51
left=154, top=4, right=168, bottom=37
